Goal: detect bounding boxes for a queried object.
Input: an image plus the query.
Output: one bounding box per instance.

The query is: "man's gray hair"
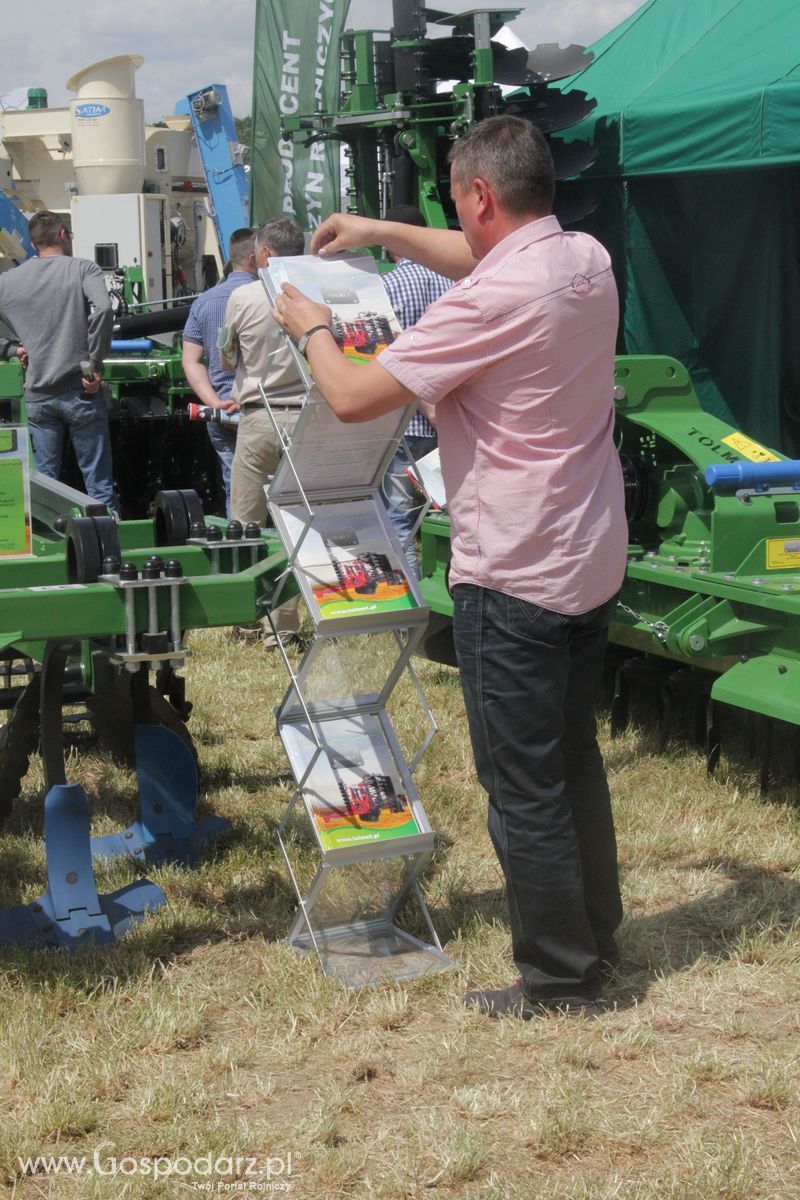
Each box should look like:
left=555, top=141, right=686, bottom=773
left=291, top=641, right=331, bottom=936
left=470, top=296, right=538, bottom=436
left=255, top=218, right=305, bottom=257
left=448, top=115, right=555, bottom=217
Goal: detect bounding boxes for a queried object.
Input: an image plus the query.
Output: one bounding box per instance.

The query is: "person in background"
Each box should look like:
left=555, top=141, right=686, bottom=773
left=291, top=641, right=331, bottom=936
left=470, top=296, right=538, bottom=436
left=380, top=204, right=451, bottom=578
left=182, top=227, right=257, bottom=517
left=272, top=115, right=627, bottom=1019
left=220, top=217, right=306, bottom=648
left=221, top=217, right=306, bottom=527
left=0, top=210, right=119, bottom=515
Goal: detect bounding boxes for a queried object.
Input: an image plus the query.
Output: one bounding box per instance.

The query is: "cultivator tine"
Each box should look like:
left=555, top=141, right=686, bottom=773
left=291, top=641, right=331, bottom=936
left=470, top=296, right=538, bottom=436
left=759, top=716, right=772, bottom=796
left=0, top=675, right=40, bottom=824
left=610, top=664, right=630, bottom=736
left=658, top=678, right=672, bottom=751
left=0, top=644, right=166, bottom=949
left=611, top=656, right=669, bottom=738
left=91, top=665, right=229, bottom=867
left=705, top=697, right=720, bottom=776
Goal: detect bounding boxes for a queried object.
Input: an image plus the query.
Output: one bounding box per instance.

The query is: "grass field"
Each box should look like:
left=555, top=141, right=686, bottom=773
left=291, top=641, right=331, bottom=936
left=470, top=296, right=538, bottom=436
left=1, top=628, right=800, bottom=1199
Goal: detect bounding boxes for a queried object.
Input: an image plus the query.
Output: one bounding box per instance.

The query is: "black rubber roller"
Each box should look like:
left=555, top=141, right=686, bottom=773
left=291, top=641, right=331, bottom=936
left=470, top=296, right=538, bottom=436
left=177, top=489, right=205, bottom=532
left=153, top=490, right=190, bottom=547
left=92, top=515, right=121, bottom=565
left=65, top=516, right=102, bottom=584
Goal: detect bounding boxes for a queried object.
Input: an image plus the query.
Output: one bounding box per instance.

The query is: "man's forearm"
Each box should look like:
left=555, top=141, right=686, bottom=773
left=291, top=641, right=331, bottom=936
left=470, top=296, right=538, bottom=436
left=86, top=306, right=113, bottom=372
left=312, top=216, right=476, bottom=281
left=84, top=268, right=114, bottom=370
left=305, top=330, right=415, bottom=423
left=183, top=358, right=223, bottom=407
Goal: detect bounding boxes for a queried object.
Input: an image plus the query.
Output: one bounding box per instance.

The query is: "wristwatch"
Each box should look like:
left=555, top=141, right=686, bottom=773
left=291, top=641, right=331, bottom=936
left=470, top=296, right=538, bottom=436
left=297, top=325, right=332, bottom=357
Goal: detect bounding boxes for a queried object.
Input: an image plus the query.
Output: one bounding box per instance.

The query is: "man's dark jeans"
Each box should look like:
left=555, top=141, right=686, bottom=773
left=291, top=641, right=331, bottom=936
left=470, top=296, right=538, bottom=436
left=452, top=583, right=622, bottom=1003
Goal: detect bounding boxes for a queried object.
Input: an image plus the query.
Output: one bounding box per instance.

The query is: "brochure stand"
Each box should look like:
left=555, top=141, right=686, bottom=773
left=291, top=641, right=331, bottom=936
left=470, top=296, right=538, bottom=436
left=260, top=258, right=452, bottom=983
left=267, top=391, right=451, bottom=986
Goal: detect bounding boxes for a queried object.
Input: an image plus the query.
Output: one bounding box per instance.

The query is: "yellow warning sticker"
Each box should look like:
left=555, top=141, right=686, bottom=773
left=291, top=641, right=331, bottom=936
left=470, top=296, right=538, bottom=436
left=721, top=432, right=780, bottom=463
left=766, top=538, right=800, bottom=569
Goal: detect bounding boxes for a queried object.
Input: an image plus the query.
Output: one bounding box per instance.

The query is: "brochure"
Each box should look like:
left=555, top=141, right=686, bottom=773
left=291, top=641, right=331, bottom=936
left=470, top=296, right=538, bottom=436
left=279, top=498, right=418, bottom=622
left=281, top=714, right=422, bottom=853
left=409, top=445, right=446, bottom=510
left=268, top=389, right=412, bottom=504
left=259, top=254, right=402, bottom=387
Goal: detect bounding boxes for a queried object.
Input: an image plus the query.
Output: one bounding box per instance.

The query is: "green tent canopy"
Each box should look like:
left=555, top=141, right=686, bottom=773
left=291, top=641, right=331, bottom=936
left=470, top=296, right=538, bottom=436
left=562, top=0, right=800, bottom=453
left=569, top=0, right=800, bottom=177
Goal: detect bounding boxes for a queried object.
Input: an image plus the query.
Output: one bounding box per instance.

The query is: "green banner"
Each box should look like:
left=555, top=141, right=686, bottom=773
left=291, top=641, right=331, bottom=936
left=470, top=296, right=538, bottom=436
left=250, top=0, right=350, bottom=232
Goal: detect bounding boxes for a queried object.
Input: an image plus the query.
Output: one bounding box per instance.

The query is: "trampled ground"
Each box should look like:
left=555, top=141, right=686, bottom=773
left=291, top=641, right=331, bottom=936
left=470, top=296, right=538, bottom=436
left=1, top=629, right=799, bottom=1198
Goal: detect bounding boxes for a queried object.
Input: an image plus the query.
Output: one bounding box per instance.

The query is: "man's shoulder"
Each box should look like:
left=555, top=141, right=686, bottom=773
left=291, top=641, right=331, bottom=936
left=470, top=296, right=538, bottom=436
left=187, top=281, right=226, bottom=320
left=67, top=255, right=106, bottom=281
left=226, top=279, right=266, bottom=315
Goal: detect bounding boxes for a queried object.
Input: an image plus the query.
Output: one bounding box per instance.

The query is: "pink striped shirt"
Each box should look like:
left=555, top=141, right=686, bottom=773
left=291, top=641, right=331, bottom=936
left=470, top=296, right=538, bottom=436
left=377, top=216, right=627, bottom=615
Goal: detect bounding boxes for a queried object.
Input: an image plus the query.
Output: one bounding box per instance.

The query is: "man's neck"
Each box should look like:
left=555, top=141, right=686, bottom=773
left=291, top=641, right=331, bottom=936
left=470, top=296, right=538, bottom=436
left=36, top=247, right=65, bottom=259
left=477, top=210, right=550, bottom=258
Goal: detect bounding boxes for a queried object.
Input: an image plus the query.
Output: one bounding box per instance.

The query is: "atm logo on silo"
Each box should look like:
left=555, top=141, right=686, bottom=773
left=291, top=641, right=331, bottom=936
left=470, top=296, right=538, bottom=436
left=75, top=104, right=111, bottom=119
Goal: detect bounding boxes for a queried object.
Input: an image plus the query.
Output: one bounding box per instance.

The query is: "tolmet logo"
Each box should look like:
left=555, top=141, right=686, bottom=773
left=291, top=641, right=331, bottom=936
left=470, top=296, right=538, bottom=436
left=75, top=103, right=111, bottom=119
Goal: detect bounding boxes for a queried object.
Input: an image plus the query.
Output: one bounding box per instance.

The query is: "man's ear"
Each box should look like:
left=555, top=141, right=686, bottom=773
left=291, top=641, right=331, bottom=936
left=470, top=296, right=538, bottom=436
left=473, top=177, right=492, bottom=218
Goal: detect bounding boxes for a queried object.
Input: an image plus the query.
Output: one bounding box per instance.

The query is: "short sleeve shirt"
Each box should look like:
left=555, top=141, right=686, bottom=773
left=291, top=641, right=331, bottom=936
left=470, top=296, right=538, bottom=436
left=223, top=279, right=305, bottom=408
left=183, top=270, right=254, bottom=401
left=383, top=258, right=451, bottom=438
left=377, top=216, right=627, bottom=615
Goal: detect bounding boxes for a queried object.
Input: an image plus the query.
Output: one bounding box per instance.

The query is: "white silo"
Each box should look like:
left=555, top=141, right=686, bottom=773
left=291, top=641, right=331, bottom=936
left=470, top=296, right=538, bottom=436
left=67, top=54, right=145, bottom=195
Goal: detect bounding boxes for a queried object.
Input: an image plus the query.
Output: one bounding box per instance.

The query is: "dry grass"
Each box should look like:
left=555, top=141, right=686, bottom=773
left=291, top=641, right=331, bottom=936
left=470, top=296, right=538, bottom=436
left=1, top=628, right=800, bottom=1198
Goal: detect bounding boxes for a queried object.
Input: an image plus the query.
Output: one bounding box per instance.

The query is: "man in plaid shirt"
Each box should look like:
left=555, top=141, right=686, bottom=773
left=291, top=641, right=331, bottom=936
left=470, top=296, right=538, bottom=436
left=380, top=205, right=451, bottom=577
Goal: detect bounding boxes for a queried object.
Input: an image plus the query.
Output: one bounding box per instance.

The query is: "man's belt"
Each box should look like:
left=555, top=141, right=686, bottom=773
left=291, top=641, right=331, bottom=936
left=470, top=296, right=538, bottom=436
left=239, top=397, right=303, bottom=412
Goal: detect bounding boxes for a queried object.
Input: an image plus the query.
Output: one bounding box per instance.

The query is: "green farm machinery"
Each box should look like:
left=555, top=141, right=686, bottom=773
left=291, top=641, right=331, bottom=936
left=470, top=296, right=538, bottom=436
left=0, top=356, right=289, bottom=948
left=280, top=0, right=598, bottom=229
left=418, top=356, right=800, bottom=785
left=273, top=1, right=800, bottom=786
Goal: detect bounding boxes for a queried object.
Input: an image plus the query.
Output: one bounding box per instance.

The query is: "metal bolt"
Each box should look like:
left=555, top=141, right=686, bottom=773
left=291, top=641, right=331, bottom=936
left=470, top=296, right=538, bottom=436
left=124, top=830, right=133, bottom=839
left=65, top=872, right=78, bottom=884
left=688, top=634, right=706, bottom=652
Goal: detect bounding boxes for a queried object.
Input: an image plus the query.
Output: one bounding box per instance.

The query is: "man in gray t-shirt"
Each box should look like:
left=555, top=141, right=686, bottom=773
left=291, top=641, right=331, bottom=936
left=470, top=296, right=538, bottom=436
left=0, top=210, right=119, bottom=514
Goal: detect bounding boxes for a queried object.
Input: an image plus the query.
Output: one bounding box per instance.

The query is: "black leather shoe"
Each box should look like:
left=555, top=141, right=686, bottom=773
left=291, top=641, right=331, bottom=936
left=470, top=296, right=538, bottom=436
left=463, top=979, right=605, bottom=1020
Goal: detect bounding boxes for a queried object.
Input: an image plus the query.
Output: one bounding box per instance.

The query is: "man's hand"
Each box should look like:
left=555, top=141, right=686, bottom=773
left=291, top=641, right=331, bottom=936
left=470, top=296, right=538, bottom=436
left=273, top=283, right=332, bottom=343
left=310, top=214, right=379, bottom=257
left=14, top=345, right=28, bottom=369
left=82, top=371, right=103, bottom=396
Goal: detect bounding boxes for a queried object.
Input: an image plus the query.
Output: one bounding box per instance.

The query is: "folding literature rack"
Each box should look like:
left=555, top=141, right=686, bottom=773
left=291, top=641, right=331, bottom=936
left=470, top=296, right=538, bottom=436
left=266, top=386, right=453, bottom=987
left=256, top=252, right=450, bottom=983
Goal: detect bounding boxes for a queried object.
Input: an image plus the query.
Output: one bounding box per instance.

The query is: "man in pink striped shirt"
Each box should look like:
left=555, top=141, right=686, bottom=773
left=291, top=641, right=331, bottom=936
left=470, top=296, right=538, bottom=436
left=275, top=116, right=627, bottom=1018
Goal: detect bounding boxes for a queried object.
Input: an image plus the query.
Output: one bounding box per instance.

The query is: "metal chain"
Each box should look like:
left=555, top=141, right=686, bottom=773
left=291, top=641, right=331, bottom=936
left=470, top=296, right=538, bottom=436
left=615, top=601, right=670, bottom=644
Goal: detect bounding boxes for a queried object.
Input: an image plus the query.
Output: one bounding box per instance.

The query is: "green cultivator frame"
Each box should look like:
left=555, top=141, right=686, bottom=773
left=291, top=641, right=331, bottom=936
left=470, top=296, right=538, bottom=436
left=419, top=356, right=800, bottom=786
left=0, top=358, right=291, bottom=949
